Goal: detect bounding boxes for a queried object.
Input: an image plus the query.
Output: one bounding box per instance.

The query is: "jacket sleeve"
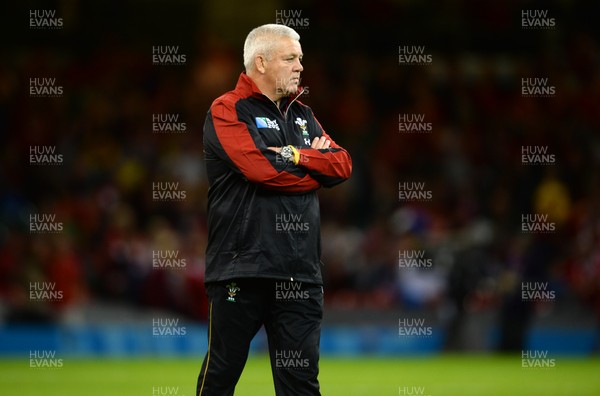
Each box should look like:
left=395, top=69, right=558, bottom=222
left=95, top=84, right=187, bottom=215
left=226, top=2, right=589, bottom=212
left=205, top=99, right=321, bottom=193
left=296, top=111, right=352, bottom=188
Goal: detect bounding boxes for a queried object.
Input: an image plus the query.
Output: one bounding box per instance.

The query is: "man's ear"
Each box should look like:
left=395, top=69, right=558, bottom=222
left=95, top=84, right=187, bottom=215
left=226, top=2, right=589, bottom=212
left=255, top=55, right=267, bottom=74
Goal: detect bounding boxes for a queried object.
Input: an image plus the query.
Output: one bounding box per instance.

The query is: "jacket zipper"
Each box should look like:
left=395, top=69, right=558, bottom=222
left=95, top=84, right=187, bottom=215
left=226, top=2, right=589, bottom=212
left=263, top=88, right=305, bottom=121
left=263, top=89, right=304, bottom=282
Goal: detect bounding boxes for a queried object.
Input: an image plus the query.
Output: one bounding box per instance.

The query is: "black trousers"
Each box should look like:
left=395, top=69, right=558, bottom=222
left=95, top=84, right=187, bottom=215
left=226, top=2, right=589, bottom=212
left=196, top=278, right=323, bottom=396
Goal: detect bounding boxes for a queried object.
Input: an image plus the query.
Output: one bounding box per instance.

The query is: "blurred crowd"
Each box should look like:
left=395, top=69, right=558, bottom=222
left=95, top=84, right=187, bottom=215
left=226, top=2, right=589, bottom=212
left=0, top=1, right=599, bottom=350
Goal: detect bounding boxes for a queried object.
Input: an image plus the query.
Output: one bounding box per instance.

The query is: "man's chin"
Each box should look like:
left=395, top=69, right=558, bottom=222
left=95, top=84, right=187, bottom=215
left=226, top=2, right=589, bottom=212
left=275, top=85, right=299, bottom=97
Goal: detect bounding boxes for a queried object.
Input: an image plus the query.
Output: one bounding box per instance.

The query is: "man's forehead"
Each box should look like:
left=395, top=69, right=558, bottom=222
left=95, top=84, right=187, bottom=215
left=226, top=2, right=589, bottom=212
left=272, top=37, right=303, bottom=54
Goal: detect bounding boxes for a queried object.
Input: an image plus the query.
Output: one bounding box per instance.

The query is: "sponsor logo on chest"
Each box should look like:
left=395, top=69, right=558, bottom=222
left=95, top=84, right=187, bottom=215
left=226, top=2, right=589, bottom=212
left=255, top=117, right=281, bottom=131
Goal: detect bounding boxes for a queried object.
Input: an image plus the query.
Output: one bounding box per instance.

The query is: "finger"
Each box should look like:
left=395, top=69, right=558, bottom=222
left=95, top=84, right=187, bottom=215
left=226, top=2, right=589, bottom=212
left=323, top=139, right=331, bottom=149
left=317, top=136, right=327, bottom=149
left=311, top=137, right=319, bottom=149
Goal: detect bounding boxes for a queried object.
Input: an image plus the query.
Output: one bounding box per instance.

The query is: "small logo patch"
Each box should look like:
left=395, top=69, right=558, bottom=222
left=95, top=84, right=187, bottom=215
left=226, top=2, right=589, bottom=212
left=226, top=282, right=240, bottom=302
left=255, top=117, right=280, bottom=130
left=295, top=118, right=311, bottom=145
left=295, top=118, right=309, bottom=135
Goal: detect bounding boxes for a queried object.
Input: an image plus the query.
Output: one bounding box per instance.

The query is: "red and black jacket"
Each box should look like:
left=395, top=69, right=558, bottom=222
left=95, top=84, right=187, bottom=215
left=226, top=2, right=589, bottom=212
left=203, top=72, right=352, bottom=284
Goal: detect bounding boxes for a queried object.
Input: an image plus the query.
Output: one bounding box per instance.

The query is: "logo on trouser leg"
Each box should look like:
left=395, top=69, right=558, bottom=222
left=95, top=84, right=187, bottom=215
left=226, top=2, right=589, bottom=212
left=226, top=282, right=240, bottom=302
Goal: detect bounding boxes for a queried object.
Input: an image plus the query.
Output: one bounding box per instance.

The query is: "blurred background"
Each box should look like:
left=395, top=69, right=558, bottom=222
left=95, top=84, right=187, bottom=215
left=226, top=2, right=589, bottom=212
left=0, top=0, right=599, bottom=357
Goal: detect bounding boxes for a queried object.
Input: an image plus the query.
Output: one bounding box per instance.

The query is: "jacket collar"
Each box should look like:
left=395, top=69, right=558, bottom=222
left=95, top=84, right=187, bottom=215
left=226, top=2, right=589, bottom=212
left=235, top=72, right=304, bottom=104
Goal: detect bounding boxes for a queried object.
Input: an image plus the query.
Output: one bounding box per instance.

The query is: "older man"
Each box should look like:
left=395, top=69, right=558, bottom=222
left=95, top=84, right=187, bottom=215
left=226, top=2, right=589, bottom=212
left=197, top=24, right=352, bottom=396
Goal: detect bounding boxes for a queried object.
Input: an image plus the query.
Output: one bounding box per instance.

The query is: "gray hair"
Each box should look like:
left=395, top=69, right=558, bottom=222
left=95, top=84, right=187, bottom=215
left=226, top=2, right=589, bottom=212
left=243, top=24, right=300, bottom=71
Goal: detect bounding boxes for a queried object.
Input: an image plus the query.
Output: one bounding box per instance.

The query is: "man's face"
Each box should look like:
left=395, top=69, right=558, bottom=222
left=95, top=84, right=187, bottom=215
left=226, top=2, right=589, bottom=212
left=264, top=37, right=304, bottom=99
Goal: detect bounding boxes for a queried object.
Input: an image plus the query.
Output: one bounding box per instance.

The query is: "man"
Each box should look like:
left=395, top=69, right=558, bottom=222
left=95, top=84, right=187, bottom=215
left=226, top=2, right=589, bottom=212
left=197, top=24, right=352, bottom=396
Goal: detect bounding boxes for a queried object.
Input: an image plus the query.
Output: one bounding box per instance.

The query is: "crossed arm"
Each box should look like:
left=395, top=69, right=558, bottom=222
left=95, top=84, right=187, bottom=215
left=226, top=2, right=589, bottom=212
left=205, top=100, right=352, bottom=193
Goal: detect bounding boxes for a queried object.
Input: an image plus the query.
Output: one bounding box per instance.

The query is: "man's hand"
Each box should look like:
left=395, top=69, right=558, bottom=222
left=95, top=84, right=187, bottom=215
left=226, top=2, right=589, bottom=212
left=311, top=136, right=330, bottom=149
left=268, top=137, right=330, bottom=153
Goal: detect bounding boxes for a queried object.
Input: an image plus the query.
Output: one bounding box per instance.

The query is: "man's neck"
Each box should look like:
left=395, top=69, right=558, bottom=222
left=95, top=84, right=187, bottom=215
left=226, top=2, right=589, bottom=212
left=246, top=70, right=282, bottom=104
